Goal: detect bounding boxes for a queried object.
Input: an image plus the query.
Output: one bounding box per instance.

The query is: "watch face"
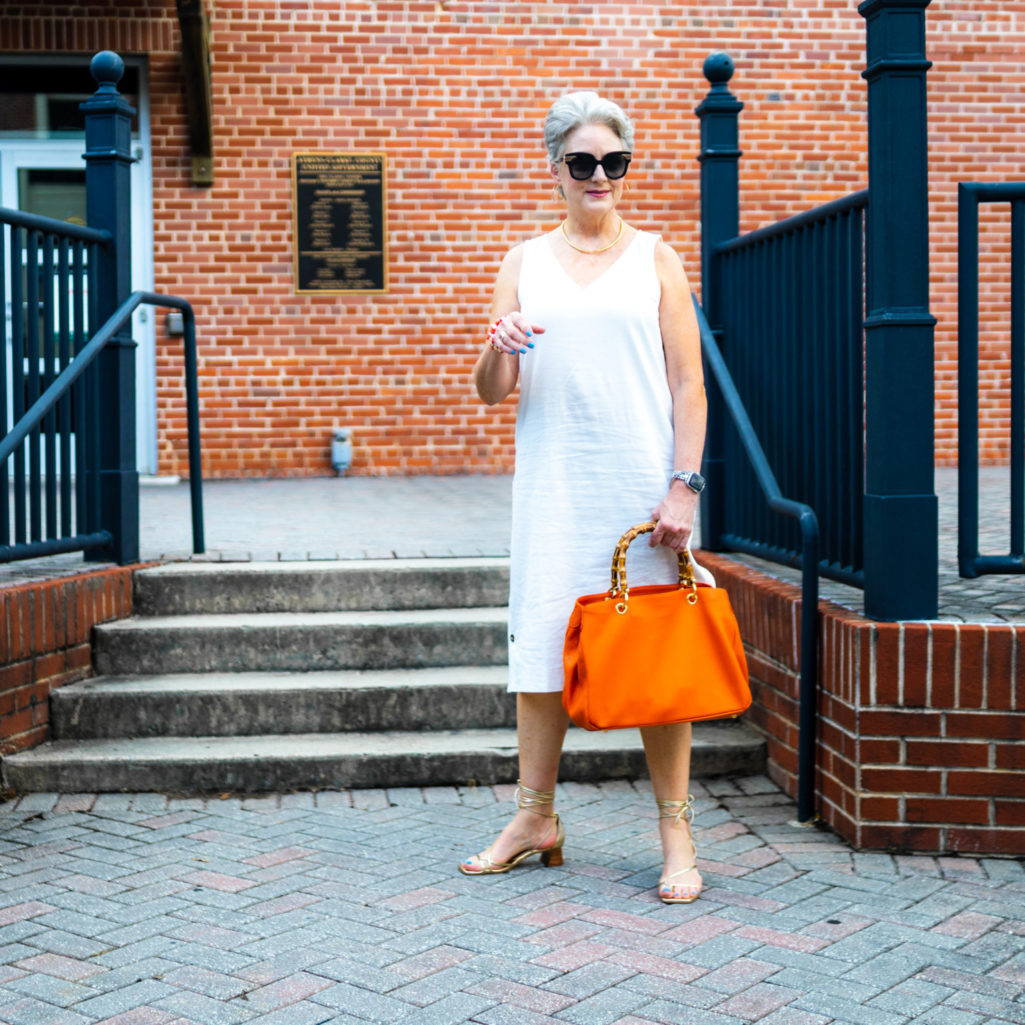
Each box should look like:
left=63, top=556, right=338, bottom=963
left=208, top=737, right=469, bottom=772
left=673, top=471, right=705, bottom=492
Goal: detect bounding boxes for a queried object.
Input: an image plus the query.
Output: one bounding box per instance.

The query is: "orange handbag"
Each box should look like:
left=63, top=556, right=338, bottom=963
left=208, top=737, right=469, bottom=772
left=562, top=521, right=751, bottom=731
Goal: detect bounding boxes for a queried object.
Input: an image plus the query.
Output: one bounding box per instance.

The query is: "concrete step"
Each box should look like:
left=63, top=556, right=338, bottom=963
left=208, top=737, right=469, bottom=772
left=22, top=557, right=768, bottom=797
left=51, top=668, right=515, bottom=739
left=2, top=721, right=765, bottom=793
left=133, top=558, right=510, bottom=615
left=94, top=607, right=509, bottom=675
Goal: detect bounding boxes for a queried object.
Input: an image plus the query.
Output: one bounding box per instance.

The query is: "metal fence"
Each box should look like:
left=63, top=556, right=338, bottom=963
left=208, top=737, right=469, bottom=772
left=1, top=208, right=110, bottom=560
left=1, top=50, right=203, bottom=566
left=958, top=181, right=1025, bottom=577
left=698, top=0, right=937, bottom=623
left=715, top=191, right=868, bottom=588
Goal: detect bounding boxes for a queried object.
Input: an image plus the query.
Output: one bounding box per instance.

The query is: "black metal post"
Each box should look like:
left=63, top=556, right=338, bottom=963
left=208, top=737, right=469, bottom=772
left=859, top=0, right=938, bottom=620
left=957, top=184, right=980, bottom=578
left=696, top=52, right=743, bottom=552
left=182, top=304, right=206, bottom=554
left=1010, top=200, right=1025, bottom=560
left=81, top=50, right=139, bottom=565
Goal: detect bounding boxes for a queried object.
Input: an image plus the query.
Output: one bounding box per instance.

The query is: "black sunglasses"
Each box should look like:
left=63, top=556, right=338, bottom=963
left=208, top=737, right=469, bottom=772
left=562, top=151, right=632, bottom=181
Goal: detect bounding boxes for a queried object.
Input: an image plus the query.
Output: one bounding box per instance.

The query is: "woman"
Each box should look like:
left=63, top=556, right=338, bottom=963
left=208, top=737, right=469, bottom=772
left=460, top=91, right=712, bottom=904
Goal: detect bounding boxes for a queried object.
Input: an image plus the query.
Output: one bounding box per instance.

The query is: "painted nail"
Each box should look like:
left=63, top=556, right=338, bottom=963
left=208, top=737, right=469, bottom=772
left=527, top=342, right=535, bottom=348
left=525, top=329, right=533, bottom=337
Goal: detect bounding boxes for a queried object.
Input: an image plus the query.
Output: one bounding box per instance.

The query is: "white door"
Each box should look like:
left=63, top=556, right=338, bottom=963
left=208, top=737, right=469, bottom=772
left=1, top=111, right=156, bottom=479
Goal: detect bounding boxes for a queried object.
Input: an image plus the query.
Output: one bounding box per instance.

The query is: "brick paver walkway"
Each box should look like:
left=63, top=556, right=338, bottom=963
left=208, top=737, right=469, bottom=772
left=3, top=472, right=1023, bottom=1021
left=0, top=776, right=1022, bottom=1025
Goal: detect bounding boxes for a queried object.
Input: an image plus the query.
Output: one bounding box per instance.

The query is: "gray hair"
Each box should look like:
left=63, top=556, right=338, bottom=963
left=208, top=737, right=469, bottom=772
left=543, top=91, right=635, bottom=163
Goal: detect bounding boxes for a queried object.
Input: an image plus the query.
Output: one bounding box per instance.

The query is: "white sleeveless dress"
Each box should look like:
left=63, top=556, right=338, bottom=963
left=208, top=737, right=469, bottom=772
left=507, top=229, right=713, bottom=693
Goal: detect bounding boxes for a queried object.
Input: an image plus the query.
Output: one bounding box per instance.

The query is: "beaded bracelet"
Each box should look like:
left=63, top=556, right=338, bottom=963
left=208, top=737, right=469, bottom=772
left=486, top=317, right=504, bottom=352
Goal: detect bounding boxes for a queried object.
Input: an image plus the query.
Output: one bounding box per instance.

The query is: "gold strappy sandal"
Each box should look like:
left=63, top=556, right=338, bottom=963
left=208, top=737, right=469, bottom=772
left=459, top=781, right=565, bottom=875
left=656, top=795, right=701, bottom=904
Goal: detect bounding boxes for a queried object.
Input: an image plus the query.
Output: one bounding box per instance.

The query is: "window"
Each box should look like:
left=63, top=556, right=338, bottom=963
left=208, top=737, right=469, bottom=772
left=0, top=63, right=141, bottom=137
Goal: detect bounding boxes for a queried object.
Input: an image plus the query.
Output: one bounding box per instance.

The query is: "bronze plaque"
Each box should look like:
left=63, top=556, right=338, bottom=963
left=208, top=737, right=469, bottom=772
left=292, top=152, right=387, bottom=293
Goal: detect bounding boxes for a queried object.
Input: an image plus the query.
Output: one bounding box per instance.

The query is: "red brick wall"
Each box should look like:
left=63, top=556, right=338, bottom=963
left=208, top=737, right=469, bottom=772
left=2, top=1, right=1024, bottom=476
left=701, top=552, right=1025, bottom=856
left=0, top=568, right=136, bottom=755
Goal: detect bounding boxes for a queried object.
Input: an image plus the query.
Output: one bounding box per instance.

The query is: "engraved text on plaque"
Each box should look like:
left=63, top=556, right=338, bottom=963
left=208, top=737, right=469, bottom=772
left=292, top=152, right=387, bottom=293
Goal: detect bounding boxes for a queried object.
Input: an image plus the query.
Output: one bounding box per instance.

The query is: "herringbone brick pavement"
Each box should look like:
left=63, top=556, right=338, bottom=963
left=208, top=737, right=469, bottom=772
left=0, top=776, right=1021, bottom=1025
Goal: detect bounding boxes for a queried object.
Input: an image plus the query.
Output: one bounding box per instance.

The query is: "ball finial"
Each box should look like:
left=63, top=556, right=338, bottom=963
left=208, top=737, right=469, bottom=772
left=90, top=51, right=125, bottom=86
left=703, top=52, right=734, bottom=85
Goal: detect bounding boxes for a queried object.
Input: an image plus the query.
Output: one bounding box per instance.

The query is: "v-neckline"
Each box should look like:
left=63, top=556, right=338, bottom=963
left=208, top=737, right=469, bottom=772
left=544, top=230, right=640, bottom=291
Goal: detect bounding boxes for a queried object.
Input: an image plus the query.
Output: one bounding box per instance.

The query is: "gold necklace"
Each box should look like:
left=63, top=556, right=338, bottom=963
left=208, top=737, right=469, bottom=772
left=560, top=217, right=624, bottom=254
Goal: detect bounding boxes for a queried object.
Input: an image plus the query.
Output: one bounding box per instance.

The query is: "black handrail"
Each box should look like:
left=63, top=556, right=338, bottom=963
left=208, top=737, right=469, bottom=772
left=0, top=206, right=110, bottom=245
left=0, top=290, right=205, bottom=559
left=717, top=189, right=869, bottom=254
left=694, top=294, right=820, bottom=824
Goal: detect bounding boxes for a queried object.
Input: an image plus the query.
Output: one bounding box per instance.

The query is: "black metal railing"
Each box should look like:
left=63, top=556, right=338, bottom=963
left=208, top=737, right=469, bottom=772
left=1, top=208, right=109, bottom=558
left=2, top=204, right=204, bottom=561
left=2, top=51, right=203, bottom=566
left=714, top=191, right=867, bottom=588
left=693, top=295, right=820, bottom=824
left=958, top=182, right=1025, bottom=577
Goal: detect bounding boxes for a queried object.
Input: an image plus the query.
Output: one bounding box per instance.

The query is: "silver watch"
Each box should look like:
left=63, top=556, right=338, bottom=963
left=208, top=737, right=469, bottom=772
left=671, top=470, right=706, bottom=494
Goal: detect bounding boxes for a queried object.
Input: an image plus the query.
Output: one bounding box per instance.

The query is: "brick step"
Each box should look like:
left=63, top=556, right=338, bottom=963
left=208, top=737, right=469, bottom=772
left=51, top=668, right=515, bottom=738
left=2, top=721, right=765, bottom=794
left=133, top=558, right=510, bottom=615
left=94, top=608, right=508, bottom=675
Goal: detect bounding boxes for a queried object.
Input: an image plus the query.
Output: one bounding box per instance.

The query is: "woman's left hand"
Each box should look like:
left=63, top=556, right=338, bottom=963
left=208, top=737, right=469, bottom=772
left=649, top=488, right=699, bottom=552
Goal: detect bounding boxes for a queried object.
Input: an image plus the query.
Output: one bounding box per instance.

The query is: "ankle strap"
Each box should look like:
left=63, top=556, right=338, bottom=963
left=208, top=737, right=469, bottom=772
left=516, top=781, right=556, bottom=817
left=656, top=795, right=695, bottom=827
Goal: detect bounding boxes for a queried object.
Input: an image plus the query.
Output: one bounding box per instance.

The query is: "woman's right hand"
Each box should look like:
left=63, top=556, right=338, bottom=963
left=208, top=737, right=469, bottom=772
left=474, top=245, right=542, bottom=405
left=488, top=312, right=545, bottom=356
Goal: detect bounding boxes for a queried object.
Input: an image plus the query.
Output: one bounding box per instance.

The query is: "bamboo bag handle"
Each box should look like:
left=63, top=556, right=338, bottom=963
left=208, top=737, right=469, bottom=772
left=609, top=521, right=698, bottom=613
